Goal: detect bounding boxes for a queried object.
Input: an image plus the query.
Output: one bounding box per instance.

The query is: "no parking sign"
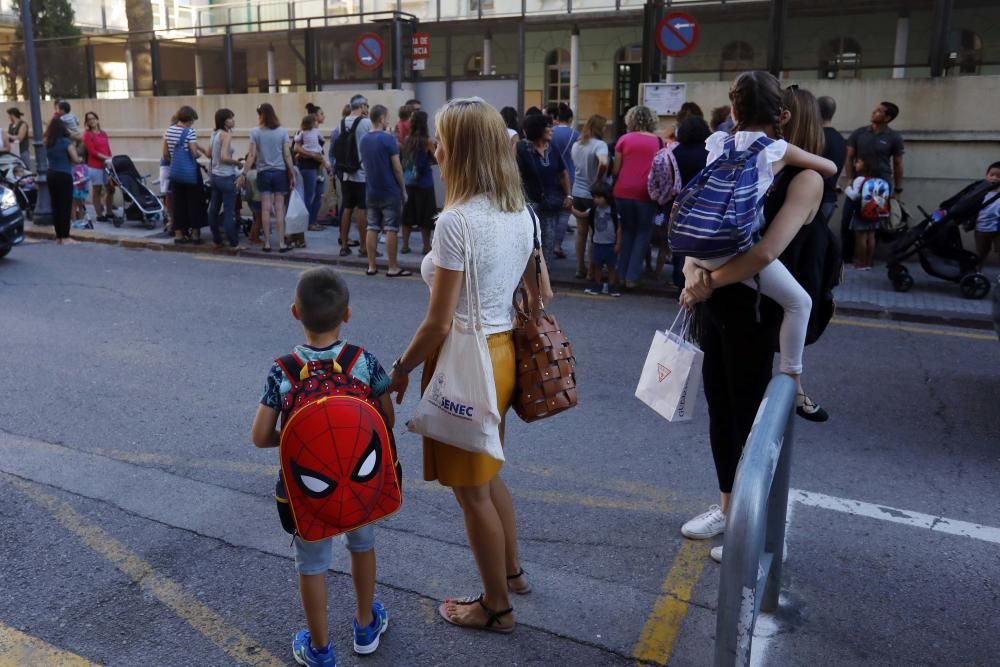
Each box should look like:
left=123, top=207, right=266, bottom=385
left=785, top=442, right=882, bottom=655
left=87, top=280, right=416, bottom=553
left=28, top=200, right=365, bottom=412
left=354, top=32, right=385, bottom=70
left=656, top=12, right=700, bottom=57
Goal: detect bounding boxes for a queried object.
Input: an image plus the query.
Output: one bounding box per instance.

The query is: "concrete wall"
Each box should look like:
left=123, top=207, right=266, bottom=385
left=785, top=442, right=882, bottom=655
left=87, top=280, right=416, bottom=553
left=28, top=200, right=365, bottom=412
left=42, top=89, right=414, bottom=172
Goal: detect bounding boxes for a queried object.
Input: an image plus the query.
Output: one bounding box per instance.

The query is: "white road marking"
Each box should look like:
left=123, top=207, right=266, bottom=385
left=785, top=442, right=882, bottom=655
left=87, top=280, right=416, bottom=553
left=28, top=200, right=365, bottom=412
left=750, top=489, right=1000, bottom=666
left=789, top=488, right=1000, bottom=545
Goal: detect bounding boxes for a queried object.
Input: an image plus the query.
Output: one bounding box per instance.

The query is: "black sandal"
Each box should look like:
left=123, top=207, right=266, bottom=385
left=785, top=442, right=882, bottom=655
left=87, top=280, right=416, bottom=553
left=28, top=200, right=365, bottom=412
left=438, top=594, right=514, bottom=634
left=507, top=569, right=532, bottom=595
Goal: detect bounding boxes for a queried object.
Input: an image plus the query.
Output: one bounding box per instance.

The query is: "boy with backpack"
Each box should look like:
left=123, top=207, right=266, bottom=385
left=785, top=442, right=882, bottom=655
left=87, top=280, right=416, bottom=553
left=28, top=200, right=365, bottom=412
left=251, top=267, right=401, bottom=667
left=575, top=181, right=622, bottom=297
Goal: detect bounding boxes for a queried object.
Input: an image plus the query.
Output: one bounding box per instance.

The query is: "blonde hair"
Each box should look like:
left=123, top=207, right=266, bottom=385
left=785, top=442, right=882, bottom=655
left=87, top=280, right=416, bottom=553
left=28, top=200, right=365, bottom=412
left=435, top=97, right=525, bottom=213
left=579, top=114, right=607, bottom=144
left=625, top=105, right=659, bottom=133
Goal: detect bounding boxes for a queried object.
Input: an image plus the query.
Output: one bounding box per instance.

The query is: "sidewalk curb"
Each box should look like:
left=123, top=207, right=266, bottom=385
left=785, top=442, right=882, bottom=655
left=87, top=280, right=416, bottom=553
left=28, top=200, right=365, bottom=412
left=25, top=227, right=994, bottom=331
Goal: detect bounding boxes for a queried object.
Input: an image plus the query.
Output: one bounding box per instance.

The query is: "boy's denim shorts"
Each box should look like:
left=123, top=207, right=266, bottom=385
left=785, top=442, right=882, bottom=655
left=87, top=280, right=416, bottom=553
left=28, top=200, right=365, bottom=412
left=294, top=524, right=375, bottom=575
left=366, top=197, right=402, bottom=233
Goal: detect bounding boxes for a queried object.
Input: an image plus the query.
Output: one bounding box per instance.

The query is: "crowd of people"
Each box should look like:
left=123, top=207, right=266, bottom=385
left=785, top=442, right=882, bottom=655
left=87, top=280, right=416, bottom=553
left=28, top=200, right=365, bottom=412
left=28, top=90, right=1000, bottom=273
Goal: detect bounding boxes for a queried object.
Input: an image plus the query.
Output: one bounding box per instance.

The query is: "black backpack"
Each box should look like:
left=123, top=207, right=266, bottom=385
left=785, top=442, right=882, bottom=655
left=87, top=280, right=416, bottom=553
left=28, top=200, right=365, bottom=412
left=333, top=117, right=362, bottom=177
left=763, top=168, right=843, bottom=347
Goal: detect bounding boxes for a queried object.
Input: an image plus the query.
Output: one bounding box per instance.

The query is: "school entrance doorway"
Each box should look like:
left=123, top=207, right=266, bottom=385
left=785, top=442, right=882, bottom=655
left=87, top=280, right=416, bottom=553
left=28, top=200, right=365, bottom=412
left=614, top=46, right=642, bottom=137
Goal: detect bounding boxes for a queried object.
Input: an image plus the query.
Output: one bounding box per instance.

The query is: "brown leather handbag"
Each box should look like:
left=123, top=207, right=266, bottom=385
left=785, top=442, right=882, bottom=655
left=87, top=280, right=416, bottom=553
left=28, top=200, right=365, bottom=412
left=512, top=208, right=577, bottom=422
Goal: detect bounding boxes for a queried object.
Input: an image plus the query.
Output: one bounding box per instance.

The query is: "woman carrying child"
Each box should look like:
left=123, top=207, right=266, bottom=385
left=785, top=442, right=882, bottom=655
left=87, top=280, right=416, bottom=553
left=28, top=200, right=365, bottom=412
left=295, top=103, right=329, bottom=237
left=677, top=71, right=835, bottom=421
left=677, top=75, right=833, bottom=563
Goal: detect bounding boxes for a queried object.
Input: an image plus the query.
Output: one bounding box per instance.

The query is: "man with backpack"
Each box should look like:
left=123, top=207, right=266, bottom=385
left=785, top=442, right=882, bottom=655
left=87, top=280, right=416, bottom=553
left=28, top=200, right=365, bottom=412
left=334, top=95, right=372, bottom=258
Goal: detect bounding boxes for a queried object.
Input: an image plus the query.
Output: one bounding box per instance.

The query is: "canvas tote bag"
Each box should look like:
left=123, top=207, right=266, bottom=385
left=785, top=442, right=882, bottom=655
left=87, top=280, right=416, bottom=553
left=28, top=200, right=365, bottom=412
left=407, top=210, right=504, bottom=460
left=635, top=309, right=704, bottom=422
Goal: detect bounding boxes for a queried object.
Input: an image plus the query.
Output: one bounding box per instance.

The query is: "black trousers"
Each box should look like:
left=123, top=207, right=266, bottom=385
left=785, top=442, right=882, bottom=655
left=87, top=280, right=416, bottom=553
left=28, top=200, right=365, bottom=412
left=697, top=287, right=777, bottom=494
left=839, top=197, right=856, bottom=264
left=47, top=170, right=73, bottom=239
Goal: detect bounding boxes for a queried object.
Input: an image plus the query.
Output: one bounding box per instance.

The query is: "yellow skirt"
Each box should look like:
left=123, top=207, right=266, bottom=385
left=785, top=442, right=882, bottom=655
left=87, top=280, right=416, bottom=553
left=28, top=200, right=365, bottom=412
left=422, top=331, right=515, bottom=487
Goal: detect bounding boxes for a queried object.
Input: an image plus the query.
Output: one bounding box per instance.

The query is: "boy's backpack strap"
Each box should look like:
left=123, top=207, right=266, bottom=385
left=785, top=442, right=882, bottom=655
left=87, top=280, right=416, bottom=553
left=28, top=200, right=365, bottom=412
left=335, top=344, right=364, bottom=375
left=275, top=353, right=306, bottom=385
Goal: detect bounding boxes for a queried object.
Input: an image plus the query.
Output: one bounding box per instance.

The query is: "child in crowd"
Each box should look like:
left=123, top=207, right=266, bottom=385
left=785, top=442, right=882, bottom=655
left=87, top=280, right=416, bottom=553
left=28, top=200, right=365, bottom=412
left=71, top=156, right=91, bottom=229
left=394, top=104, right=412, bottom=145
left=675, top=71, right=837, bottom=421
left=575, top=182, right=622, bottom=297
left=843, top=156, right=883, bottom=271
left=251, top=267, right=393, bottom=667
left=974, top=161, right=1000, bottom=269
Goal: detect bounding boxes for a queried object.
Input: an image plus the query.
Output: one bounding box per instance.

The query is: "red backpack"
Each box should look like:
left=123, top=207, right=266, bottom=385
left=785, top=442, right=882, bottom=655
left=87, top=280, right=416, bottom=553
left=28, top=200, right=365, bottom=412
left=273, top=344, right=402, bottom=541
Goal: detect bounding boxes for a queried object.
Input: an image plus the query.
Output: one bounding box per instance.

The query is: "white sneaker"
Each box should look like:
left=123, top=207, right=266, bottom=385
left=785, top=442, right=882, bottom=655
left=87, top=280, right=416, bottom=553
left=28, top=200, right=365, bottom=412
left=710, top=546, right=723, bottom=563
left=681, top=504, right=726, bottom=539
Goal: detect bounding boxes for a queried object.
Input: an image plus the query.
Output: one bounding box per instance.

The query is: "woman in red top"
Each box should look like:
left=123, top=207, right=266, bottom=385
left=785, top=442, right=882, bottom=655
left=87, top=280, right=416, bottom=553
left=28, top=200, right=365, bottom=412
left=612, top=105, right=662, bottom=290
left=83, top=112, right=114, bottom=222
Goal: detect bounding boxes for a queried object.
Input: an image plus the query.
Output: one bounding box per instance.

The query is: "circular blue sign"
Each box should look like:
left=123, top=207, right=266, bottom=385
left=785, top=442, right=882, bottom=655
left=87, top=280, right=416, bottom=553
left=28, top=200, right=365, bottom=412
left=355, top=33, right=384, bottom=70
left=656, top=12, right=700, bottom=57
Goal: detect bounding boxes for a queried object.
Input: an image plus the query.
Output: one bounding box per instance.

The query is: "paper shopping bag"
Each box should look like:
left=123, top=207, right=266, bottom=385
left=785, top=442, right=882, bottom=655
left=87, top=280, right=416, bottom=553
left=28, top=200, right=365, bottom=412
left=635, top=326, right=703, bottom=422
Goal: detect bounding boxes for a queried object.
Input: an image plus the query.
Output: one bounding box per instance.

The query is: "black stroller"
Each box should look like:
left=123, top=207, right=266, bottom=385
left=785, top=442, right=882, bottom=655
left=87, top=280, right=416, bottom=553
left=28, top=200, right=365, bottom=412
left=106, top=155, right=165, bottom=229
left=0, top=153, right=36, bottom=219
left=886, top=180, right=999, bottom=299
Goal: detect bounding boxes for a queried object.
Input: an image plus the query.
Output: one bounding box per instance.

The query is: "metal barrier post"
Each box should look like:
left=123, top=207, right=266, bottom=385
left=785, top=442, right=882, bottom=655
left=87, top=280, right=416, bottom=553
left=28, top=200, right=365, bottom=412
left=714, top=374, right=796, bottom=667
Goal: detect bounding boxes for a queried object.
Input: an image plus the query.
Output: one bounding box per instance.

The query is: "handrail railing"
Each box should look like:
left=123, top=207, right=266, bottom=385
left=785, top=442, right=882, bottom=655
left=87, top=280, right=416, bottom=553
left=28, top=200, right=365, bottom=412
left=714, top=374, right=796, bottom=666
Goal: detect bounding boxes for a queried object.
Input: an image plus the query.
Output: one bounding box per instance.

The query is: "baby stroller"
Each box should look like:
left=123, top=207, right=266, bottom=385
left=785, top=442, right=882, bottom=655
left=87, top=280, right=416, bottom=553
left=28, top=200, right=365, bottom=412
left=0, top=153, right=36, bottom=219
left=886, top=180, right=999, bottom=299
left=106, top=155, right=165, bottom=229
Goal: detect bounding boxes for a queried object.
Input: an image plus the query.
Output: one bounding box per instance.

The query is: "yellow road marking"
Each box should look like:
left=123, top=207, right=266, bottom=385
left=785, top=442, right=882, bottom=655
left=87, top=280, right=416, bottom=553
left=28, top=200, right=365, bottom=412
left=831, top=317, right=995, bottom=341
left=193, top=255, right=336, bottom=272
left=0, top=623, right=98, bottom=667
left=9, top=477, right=284, bottom=667
left=633, top=539, right=710, bottom=665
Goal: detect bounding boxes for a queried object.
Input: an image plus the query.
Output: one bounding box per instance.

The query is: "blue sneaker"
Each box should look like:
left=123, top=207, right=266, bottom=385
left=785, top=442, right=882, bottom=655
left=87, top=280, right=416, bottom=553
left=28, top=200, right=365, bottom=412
left=292, top=629, right=336, bottom=667
left=353, top=600, right=389, bottom=655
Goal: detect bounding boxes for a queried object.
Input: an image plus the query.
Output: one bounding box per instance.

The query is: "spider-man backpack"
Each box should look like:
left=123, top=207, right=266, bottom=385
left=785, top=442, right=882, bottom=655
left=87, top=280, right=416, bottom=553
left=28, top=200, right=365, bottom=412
left=273, top=344, right=402, bottom=541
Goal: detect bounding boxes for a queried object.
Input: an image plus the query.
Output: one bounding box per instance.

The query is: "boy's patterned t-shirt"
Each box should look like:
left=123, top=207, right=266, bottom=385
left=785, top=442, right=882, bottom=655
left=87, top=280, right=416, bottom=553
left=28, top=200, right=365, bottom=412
left=260, top=341, right=390, bottom=411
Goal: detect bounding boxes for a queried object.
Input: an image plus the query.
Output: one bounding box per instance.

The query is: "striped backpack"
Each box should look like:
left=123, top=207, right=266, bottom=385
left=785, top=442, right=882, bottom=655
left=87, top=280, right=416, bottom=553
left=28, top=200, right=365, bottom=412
left=667, top=135, right=772, bottom=260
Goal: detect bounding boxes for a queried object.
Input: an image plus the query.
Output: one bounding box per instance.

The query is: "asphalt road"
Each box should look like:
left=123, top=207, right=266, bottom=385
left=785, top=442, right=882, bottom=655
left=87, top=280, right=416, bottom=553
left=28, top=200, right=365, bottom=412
left=1, top=241, right=998, bottom=667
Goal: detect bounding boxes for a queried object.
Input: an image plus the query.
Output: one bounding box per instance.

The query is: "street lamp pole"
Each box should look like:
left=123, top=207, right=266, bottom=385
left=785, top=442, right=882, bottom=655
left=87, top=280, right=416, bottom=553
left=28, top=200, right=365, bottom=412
left=20, top=0, right=52, bottom=223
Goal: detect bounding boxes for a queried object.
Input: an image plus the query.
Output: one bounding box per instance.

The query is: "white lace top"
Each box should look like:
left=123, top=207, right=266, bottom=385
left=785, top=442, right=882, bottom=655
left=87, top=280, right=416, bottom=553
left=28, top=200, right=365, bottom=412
left=706, top=130, right=788, bottom=201
left=420, top=194, right=534, bottom=335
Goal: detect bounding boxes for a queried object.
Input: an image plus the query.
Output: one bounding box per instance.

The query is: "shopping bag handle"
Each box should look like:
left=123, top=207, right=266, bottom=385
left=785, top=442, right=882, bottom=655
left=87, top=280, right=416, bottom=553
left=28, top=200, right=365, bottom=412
left=667, top=308, right=693, bottom=341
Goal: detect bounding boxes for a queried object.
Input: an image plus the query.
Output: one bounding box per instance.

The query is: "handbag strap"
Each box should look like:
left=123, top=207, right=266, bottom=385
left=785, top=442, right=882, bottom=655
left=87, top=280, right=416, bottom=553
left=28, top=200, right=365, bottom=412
left=174, top=126, right=191, bottom=159
left=525, top=206, right=544, bottom=311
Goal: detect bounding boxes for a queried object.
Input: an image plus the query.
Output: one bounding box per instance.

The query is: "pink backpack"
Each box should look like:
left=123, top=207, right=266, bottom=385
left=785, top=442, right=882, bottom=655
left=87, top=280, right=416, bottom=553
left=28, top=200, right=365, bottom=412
left=647, top=145, right=682, bottom=207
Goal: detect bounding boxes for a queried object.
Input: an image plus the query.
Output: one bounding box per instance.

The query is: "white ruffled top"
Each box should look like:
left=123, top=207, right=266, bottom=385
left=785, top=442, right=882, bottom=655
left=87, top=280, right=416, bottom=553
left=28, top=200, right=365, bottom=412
left=705, top=131, right=788, bottom=201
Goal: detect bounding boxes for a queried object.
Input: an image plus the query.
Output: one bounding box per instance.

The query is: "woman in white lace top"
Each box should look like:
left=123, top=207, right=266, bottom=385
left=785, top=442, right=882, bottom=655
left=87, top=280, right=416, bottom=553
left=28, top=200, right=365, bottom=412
left=388, top=97, right=553, bottom=634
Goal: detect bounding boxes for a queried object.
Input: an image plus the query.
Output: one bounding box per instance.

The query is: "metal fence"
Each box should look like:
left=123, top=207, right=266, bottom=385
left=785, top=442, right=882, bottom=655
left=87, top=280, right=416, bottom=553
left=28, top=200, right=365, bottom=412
left=714, top=374, right=796, bottom=667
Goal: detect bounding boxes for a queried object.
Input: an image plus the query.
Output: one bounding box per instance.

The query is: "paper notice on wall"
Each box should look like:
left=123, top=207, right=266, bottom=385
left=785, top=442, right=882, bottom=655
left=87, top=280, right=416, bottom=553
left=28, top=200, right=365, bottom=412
left=640, top=82, right=687, bottom=116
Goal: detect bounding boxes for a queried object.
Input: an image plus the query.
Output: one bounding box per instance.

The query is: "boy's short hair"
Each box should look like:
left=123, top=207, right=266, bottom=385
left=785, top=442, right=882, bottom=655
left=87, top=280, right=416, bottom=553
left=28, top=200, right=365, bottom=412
left=296, top=267, right=349, bottom=333
left=590, top=180, right=612, bottom=201
left=881, top=101, right=899, bottom=121
left=987, top=161, right=1000, bottom=173
left=817, top=96, right=836, bottom=122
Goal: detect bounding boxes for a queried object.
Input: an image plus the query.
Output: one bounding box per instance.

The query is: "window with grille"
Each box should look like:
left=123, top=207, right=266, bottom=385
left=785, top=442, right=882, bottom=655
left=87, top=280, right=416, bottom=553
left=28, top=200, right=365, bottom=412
left=819, top=37, right=861, bottom=79
left=545, top=48, right=570, bottom=108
